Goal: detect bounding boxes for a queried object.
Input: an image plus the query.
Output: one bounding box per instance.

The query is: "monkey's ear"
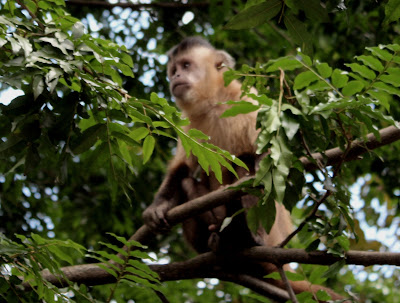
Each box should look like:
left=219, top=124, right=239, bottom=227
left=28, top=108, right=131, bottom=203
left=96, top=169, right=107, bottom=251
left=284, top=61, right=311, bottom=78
left=215, top=50, right=235, bottom=70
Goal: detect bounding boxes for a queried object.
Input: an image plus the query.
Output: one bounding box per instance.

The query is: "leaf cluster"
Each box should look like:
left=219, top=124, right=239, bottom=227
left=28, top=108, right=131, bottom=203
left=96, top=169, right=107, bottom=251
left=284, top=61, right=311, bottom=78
left=0, top=232, right=86, bottom=302
left=224, top=43, right=400, bottom=254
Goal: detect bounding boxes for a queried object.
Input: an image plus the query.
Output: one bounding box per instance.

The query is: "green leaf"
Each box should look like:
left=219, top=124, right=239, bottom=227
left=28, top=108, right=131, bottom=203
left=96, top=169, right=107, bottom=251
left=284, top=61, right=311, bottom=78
left=254, top=157, right=273, bottom=187
left=47, top=245, right=74, bottom=265
left=284, top=14, right=313, bottom=55
left=0, top=135, right=23, bottom=153
left=372, top=81, right=400, bottom=96
left=331, top=69, right=349, bottom=88
left=220, top=101, right=259, bottom=117
left=322, top=260, right=346, bottom=278
left=247, top=93, right=273, bottom=106
left=266, top=57, right=303, bottom=72
left=128, top=108, right=153, bottom=125
left=366, top=46, right=393, bottom=62
left=345, top=63, right=376, bottom=80
left=281, top=104, right=302, bottom=115
left=264, top=272, right=280, bottom=280
left=316, top=62, right=332, bottom=78
left=367, top=90, right=390, bottom=111
left=71, top=124, right=106, bottom=155
left=14, top=34, right=33, bottom=57
left=281, top=114, right=300, bottom=140
left=342, top=80, right=364, bottom=96
left=128, top=259, right=159, bottom=279
left=285, top=271, right=305, bottom=281
left=296, top=0, right=329, bottom=22
left=121, top=52, right=134, bottom=68
left=97, top=263, right=118, bottom=278
left=385, top=44, right=400, bottom=52
left=356, top=55, right=384, bottom=72
left=225, top=0, right=282, bottom=30
left=260, top=195, right=276, bottom=233
left=187, top=128, right=209, bottom=141
left=336, top=235, right=350, bottom=251
left=380, top=74, right=400, bottom=87
left=316, top=290, right=331, bottom=301
left=96, top=250, right=125, bottom=265
left=223, top=70, right=242, bottom=85
left=294, top=71, right=319, bottom=90
left=142, top=135, right=155, bottom=164
left=130, top=127, right=149, bottom=141
left=384, top=0, right=400, bottom=24
left=99, top=241, right=128, bottom=257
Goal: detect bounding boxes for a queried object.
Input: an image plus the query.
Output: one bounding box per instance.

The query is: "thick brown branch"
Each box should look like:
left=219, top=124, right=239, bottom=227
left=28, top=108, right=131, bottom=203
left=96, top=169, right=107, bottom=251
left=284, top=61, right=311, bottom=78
left=301, top=125, right=400, bottom=171
left=38, top=248, right=400, bottom=292
left=127, top=176, right=251, bottom=245
left=39, top=251, right=289, bottom=301
left=66, top=0, right=209, bottom=10
left=238, top=247, right=400, bottom=267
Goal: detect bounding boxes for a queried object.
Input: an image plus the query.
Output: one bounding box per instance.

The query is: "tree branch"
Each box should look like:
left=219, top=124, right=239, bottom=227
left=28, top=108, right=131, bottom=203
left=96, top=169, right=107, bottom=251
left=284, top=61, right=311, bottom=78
left=126, top=176, right=252, bottom=245
left=237, top=247, right=400, bottom=267
left=32, top=125, right=400, bottom=295
left=37, top=247, right=400, bottom=298
left=300, top=125, right=400, bottom=171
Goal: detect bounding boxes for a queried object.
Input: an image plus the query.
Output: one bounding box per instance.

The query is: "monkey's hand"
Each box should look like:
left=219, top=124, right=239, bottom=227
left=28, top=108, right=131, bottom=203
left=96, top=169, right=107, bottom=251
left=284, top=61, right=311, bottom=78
left=142, top=199, right=172, bottom=232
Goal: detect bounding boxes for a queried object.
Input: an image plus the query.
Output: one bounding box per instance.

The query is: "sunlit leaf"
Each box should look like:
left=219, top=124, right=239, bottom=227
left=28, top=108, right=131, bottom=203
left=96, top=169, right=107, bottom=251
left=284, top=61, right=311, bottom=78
left=220, top=101, right=259, bottom=117
left=345, top=63, right=376, bottom=80
left=356, top=55, right=384, bottom=72
left=294, top=71, right=319, bottom=90
left=331, top=69, right=349, bottom=88
left=342, top=80, right=364, bottom=96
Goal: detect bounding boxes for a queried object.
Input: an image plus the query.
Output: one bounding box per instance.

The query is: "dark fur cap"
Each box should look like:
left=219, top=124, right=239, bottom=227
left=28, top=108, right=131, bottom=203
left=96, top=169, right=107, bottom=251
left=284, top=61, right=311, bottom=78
left=168, top=36, right=214, bottom=59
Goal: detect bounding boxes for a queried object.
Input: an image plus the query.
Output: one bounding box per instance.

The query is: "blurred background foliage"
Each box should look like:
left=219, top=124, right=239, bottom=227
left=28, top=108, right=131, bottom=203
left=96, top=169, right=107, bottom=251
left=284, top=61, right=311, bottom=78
left=1, top=0, right=400, bottom=302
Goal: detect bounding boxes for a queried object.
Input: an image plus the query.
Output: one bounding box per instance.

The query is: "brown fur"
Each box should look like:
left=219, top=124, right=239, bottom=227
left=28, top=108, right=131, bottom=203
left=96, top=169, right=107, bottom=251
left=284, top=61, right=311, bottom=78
left=142, top=37, right=345, bottom=301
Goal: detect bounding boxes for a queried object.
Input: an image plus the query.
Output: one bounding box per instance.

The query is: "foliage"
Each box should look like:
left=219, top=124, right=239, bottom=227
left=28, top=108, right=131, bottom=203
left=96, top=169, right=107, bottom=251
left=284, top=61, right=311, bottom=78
left=1, top=0, right=400, bottom=302
left=0, top=232, right=158, bottom=302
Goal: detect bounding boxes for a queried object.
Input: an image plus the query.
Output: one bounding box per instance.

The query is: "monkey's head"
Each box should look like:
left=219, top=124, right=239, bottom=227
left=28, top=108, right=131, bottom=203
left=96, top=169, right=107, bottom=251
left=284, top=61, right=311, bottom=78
left=167, top=37, right=235, bottom=111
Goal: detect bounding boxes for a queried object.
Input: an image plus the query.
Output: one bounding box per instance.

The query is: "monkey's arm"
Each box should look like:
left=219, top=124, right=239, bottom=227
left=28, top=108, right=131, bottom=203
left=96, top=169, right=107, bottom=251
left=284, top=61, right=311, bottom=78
left=143, top=145, right=190, bottom=231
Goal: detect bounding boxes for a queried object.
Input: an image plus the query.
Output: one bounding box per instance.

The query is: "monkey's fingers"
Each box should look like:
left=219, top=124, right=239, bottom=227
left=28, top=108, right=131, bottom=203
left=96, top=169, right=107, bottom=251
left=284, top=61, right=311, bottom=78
left=155, top=206, right=171, bottom=230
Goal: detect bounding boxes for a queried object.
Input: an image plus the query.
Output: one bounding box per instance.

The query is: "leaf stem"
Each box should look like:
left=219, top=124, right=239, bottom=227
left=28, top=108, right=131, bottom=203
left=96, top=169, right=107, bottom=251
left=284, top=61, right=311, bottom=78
left=296, top=57, right=345, bottom=98
left=15, top=0, right=45, bottom=31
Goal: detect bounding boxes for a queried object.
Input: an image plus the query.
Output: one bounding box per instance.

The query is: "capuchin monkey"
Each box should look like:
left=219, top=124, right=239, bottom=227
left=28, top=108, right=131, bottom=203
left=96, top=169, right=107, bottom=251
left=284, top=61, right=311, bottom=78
left=143, top=37, right=345, bottom=301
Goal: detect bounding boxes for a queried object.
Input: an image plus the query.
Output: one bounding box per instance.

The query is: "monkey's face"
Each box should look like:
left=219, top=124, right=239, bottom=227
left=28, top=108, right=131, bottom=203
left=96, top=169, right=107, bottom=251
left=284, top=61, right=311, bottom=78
left=167, top=48, right=218, bottom=107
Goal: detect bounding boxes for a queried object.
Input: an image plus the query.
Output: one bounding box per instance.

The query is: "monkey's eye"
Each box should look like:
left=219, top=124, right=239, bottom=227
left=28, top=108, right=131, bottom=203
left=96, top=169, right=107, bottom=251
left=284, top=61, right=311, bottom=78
left=183, top=62, right=190, bottom=68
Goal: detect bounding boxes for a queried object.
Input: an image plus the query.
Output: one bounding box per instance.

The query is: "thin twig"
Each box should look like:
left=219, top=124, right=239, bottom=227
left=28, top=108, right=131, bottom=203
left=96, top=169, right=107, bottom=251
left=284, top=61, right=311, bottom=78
left=279, top=190, right=331, bottom=248
left=15, top=0, right=45, bottom=30
left=278, top=266, right=298, bottom=303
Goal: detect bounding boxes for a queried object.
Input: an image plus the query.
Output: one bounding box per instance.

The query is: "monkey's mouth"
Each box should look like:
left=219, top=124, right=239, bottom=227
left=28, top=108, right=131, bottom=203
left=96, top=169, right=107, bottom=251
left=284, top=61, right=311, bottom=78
left=173, top=82, right=190, bottom=91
